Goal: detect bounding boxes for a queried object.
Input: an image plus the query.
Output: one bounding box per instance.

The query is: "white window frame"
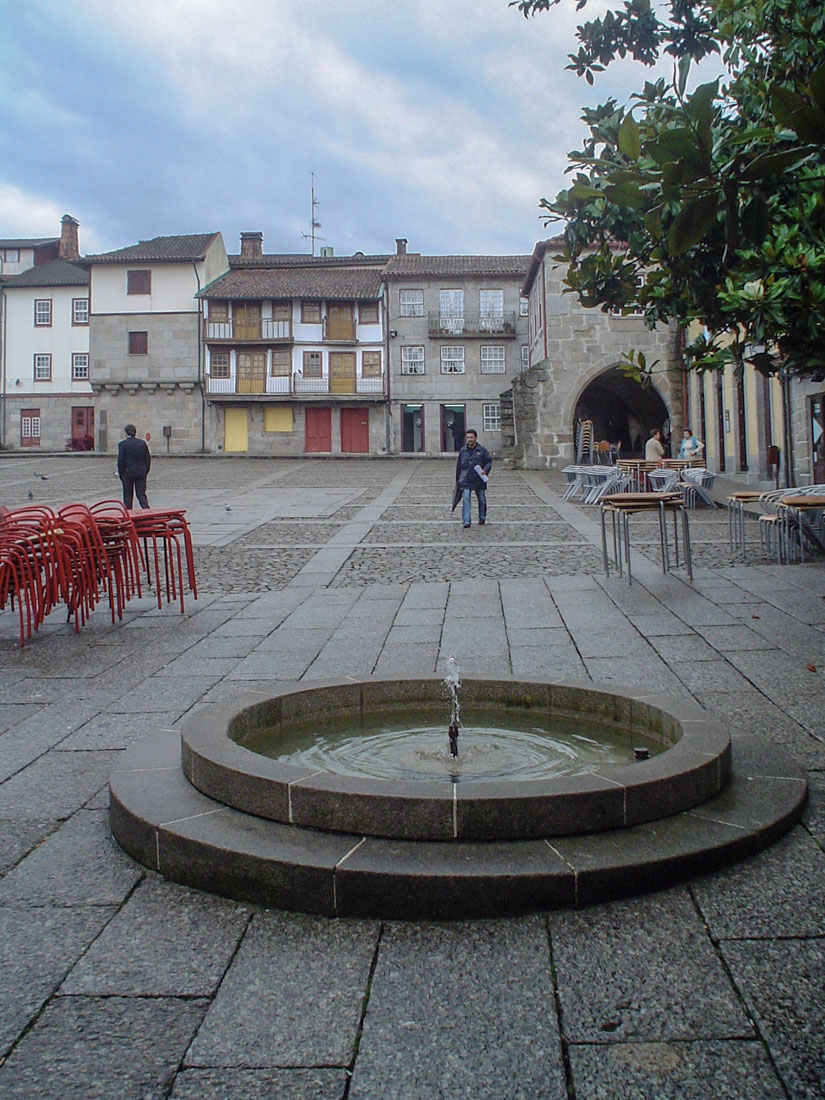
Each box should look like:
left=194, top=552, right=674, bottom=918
left=440, top=346, right=465, bottom=374
left=34, top=299, right=52, bottom=326
left=480, top=346, right=506, bottom=374
left=521, top=345, right=529, bottom=371
left=34, top=354, right=52, bottom=381
left=519, top=296, right=529, bottom=316
left=72, top=353, right=89, bottom=380
left=72, top=298, right=90, bottom=325
left=210, top=351, right=230, bottom=379
left=21, top=412, right=41, bottom=440
left=400, top=289, right=424, bottom=317
left=400, top=346, right=425, bottom=374
left=610, top=275, right=645, bottom=318
left=483, top=402, right=501, bottom=432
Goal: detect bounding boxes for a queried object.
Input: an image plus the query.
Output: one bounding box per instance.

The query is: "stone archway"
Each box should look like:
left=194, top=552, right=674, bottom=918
left=574, top=366, right=671, bottom=457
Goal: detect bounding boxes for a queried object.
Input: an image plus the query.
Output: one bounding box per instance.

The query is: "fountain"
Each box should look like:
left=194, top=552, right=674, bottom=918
left=109, top=674, right=807, bottom=919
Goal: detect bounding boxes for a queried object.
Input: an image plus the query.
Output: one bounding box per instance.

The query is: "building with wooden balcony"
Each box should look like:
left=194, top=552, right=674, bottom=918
left=383, top=242, right=530, bottom=455
left=198, top=235, right=390, bottom=455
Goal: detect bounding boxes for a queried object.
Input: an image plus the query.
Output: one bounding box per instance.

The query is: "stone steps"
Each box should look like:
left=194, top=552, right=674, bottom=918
left=109, top=728, right=807, bottom=920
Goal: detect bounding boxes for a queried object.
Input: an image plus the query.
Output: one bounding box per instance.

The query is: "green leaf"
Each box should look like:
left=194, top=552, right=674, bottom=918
left=771, top=85, right=808, bottom=128
left=809, top=63, right=825, bottom=112
left=741, top=146, right=814, bottom=178
left=618, top=113, right=642, bottom=160
left=667, top=192, right=718, bottom=254
left=787, top=106, right=825, bottom=144
left=677, top=54, right=691, bottom=97
left=606, top=180, right=646, bottom=210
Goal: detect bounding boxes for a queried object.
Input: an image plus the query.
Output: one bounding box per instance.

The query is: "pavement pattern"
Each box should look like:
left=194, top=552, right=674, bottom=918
left=0, top=452, right=823, bottom=1099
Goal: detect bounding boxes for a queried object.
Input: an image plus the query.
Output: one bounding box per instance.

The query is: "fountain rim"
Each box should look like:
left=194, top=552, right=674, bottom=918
left=180, top=675, right=731, bottom=842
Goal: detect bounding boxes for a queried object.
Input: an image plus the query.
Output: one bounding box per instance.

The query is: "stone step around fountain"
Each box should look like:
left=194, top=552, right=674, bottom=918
left=110, top=728, right=807, bottom=920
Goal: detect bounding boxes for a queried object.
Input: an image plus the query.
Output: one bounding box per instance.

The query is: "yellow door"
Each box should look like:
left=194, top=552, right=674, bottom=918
left=234, top=303, right=260, bottom=340
left=237, top=351, right=266, bottom=394
left=224, top=408, right=249, bottom=452
left=327, top=303, right=355, bottom=340
left=330, top=352, right=356, bottom=394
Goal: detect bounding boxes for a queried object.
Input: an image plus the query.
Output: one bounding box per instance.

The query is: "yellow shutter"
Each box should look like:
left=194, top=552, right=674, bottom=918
left=264, top=406, right=294, bottom=432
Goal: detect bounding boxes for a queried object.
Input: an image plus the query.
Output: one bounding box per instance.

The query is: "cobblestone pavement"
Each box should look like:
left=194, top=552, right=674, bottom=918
left=0, top=454, right=824, bottom=1099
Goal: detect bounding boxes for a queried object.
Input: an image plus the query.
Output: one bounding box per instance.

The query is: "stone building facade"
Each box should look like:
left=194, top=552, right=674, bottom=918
left=500, top=239, right=684, bottom=468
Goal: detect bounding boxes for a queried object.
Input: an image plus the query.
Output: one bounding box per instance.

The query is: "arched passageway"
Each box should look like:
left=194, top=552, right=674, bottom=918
left=574, top=367, right=671, bottom=457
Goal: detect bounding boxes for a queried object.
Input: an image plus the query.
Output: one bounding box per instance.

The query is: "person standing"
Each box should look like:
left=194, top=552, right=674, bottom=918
left=117, top=424, right=151, bottom=509
left=679, top=427, right=704, bottom=459
left=645, top=428, right=666, bottom=463
left=455, top=429, right=492, bottom=528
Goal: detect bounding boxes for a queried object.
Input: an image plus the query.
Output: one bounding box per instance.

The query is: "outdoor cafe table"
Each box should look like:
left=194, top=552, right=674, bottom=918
left=600, top=491, right=692, bottom=584
left=777, top=495, right=825, bottom=562
left=726, top=490, right=765, bottom=555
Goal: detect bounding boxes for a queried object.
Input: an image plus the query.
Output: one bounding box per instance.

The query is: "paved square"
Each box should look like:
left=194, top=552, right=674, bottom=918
left=1, top=454, right=823, bottom=1098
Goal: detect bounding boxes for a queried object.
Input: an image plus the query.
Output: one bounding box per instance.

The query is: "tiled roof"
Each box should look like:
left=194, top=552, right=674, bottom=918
left=85, top=233, right=220, bottom=264
left=1, top=258, right=89, bottom=288
left=383, top=254, right=530, bottom=278
left=200, top=266, right=383, bottom=300
left=0, top=237, right=59, bottom=249
left=230, top=253, right=389, bottom=268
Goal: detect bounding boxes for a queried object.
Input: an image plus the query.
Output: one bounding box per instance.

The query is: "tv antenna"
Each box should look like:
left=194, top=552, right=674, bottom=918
left=300, top=172, right=324, bottom=255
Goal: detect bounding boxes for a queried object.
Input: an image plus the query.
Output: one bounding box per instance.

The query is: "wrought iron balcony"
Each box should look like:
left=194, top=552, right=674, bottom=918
left=427, top=311, right=517, bottom=338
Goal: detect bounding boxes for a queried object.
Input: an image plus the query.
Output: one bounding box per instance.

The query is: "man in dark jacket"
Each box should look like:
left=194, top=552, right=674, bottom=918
left=455, top=429, right=492, bottom=528
left=117, top=424, right=151, bottom=509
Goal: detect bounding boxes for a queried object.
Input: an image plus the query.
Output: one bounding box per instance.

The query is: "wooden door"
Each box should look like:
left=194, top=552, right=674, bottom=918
left=305, top=406, right=332, bottom=452
left=341, top=407, right=369, bottom=453
left=234, top=303, right=260, bottom=340
left=812, top=395, right=825, bottom=482
left=327, top=303, right=355, bottom=341
left=237, top=351, right=266, bottom=394
left=71, top=406, right=95, bottom=449
left=329, top=352, right=356, bottom=394
left=224, top=408, right=249, bottom=452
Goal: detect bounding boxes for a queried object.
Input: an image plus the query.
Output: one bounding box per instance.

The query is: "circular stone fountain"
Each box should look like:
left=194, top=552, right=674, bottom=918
left=109, top=676, right=807, bottom=919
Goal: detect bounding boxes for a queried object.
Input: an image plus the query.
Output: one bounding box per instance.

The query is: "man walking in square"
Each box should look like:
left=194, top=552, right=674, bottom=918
left=117, top=424, right=151, bottom=509
left=455, top=429, right=492, bottom=528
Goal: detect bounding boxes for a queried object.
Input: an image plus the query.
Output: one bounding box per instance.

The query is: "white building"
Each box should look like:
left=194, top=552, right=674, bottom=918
left=0, top=216, right=92, bottom=450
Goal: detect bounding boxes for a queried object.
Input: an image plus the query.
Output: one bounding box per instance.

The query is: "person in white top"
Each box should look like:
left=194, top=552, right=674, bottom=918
left=644, top=429, right=666, bottom=462
left=679, top=427, right=704, bottom=459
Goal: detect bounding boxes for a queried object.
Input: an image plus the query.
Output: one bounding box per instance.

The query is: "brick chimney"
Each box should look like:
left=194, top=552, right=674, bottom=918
left=240, top=232, right=263, bottom=260
left=395, top=238, right=408, bottom=255
left=59, top=215, right=80, bottom=260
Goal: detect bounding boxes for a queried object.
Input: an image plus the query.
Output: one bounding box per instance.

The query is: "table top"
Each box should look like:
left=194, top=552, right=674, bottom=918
left=727, top=491, right=765, bottom=502
left=779, top=495, right=825, bottom=508
left=601, top=492, right=683, bottom=508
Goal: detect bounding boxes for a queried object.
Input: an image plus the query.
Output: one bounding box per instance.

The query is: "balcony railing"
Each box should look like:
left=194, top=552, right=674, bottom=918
left=427, top=311, right=517, bottom=338
left=205, top=373, right=384, bottom=396
left=204, top=319, right=292, bottom=341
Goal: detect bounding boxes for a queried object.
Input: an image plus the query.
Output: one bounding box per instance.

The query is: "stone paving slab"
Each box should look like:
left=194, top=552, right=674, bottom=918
left=185, top=910, right=379, bottom=1068
left=549, top=891, right=753, bottom=1042
left=349, top=917, right=566, bottom=1099
left=0, top=995, right=208, bottom=1099
left=169, top=1067, right=349, bottom=1099
left=568, top=1040, right=784, bottom=1099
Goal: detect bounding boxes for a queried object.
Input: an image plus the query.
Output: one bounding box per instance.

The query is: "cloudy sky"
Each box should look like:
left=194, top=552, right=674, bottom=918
left=1, top=0, right=663, bottom=258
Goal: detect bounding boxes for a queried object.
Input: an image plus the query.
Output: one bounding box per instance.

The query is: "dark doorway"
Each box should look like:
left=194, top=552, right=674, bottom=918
left=71, top=406, right=95, bottom=450
left=441, top=404, right=466, bottom=452
left=401, top=404, right=425, bottom=452
left=812, top=395, right=825, bottom=483
left=574, top=368, right=670, bottom=457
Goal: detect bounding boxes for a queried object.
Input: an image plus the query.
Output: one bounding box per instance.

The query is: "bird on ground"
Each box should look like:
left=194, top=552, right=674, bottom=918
left=33, top=472, right=49, bottom=480
left=27, top=490, right=34, bottom=500
left=225, top=505, right=232, bottom=512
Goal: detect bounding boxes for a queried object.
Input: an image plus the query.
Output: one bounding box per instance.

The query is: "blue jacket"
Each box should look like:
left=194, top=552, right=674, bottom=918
left=456, top=443, right=492, bottom=489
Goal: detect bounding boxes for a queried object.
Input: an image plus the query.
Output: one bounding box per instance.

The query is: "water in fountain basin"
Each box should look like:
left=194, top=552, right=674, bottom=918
left=241, top=705, right=664, bottom=783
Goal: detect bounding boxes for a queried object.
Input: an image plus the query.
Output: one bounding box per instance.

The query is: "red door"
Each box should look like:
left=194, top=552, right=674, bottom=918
left=305, top=406, right=332, bottom=452
left=340, top=407, right=369, bottom=453
left=71, top=406, right=95, bottom=450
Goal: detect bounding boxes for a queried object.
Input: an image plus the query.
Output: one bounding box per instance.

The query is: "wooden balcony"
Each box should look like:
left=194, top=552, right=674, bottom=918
left=205, top=373, right=384, bottom=397
left=203, top=318, right=292, bottom=342
left=427, top=311, right=517, bottom=338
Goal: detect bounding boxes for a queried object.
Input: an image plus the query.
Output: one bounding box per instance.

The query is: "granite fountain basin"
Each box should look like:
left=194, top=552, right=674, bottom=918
left=179, top=677, right=732, bottom=842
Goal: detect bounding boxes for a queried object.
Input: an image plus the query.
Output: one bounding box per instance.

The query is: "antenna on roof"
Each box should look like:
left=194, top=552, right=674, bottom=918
left=299, top=172, right=325, bottom=256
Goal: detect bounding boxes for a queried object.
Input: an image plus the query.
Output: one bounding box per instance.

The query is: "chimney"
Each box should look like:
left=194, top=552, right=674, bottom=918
left=59, top=215, right=80, bottom=260
left=320, top=245, right=334, bottom=258
left=396, top=238, right=408, bottom=255
left=240, top=232, right=263, bottom=260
